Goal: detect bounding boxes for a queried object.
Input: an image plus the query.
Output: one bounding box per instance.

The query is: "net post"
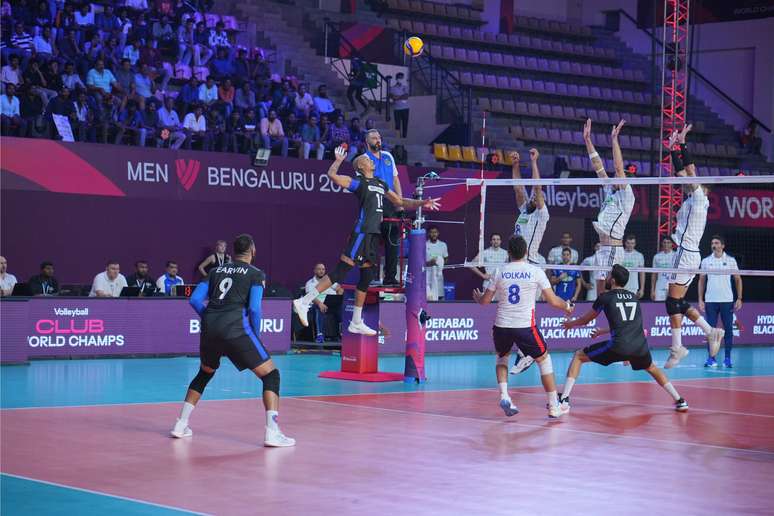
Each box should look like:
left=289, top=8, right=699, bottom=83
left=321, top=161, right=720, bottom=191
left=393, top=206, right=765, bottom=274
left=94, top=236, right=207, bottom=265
left=404, top=227, right=427, bottom=383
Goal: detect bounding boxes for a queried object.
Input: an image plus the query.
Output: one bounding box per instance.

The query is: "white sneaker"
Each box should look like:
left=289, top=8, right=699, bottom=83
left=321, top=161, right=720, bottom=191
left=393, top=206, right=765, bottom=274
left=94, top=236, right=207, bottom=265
left=559, top=395, right=571, bottom=415
left=499, top=397, right=519, bottom=417
left=707, top=328, right=725, bottom=357
left=548, top=404, right=563, bottom=418
left=293, top=298, right=310, bottom=327
left=170, top=418, right=192, bottom=438
left=509, top=355, right=535, bottom=375
left=264, top=426, right=296, bottom=447
left=348, top=320, right=377, bottom=336
left=664, top=346, right=689, bottom=369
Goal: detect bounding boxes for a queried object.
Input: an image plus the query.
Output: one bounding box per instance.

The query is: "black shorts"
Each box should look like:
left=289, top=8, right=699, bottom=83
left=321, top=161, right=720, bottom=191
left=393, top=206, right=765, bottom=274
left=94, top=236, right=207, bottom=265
left=583, top=341, right=653, bottom=370
left=493, top=326, right=547, bottom=359
left=200, top=332, right=271, bottom=371
left=343, top=232, right=380, bottom=266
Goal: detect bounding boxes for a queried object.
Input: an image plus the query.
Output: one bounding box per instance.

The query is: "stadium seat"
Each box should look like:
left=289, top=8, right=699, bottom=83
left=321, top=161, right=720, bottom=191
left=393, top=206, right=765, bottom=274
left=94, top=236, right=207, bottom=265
left=461, top=146, right=478, bottom=162
left=433, top=143, right=449, bottom=161
left=447, top=145, right=463, bottom=162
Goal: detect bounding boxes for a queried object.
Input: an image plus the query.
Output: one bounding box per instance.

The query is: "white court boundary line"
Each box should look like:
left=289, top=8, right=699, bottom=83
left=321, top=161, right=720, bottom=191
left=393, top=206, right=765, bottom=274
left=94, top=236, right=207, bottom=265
left=0, top=473, right=212, bottom=515
left=295, top=397, right=774, bottom=457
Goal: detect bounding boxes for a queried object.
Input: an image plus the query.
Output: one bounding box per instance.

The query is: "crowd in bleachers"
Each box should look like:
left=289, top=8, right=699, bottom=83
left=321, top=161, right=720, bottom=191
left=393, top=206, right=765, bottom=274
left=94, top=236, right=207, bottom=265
left=0, top=0, right=378, bottom=158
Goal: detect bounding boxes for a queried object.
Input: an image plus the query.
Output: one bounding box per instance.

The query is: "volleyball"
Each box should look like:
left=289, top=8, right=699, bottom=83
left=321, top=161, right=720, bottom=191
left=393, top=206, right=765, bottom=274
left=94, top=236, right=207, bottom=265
left=404, top=36, right=424, bottom=57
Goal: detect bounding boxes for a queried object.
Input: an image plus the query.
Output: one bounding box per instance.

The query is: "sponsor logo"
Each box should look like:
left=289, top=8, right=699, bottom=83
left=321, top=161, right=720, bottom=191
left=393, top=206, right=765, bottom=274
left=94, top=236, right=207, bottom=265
left=54, top=307, right=89, bottom=317
left=175, top=159, right=201, bottom=191
left=425, top=317, right=479, bottom=341
left=342, top=355, right=357, bottom=362
left=28, top=315, right=124, bottom=348
left=754, top=314, right=774, bottom=335
left=188, top=318, right=285, bottom=334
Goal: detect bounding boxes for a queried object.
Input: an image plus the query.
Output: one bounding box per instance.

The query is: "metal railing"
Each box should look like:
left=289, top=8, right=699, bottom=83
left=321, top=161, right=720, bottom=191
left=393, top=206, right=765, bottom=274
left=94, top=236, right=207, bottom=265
left=398, top=33, right=473, bottom=144
left=322, top=18, right=391, bottom=122
left=618, top=8, right=771, bottom=133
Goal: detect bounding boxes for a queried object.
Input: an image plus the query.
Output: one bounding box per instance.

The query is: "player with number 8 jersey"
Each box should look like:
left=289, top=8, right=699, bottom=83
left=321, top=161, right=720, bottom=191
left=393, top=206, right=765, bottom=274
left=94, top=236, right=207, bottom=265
left=474, top=236, right=574, bottom=419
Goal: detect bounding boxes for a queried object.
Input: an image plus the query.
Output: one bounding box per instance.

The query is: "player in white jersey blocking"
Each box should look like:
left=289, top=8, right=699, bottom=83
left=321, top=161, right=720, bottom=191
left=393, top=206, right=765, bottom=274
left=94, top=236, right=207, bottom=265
left=663, top=124, right=724, bottom=368
left=583, top=119, right=636, bottom=296
left=473, top=236, right=574, bottom=419
left=509, top=148, right=550, bottom=375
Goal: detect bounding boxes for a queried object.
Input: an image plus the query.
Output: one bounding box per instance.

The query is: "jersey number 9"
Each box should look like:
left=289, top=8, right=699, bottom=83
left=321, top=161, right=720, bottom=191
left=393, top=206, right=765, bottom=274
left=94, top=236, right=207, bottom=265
left=508, top=284, right=520, bottom=304
left=218, top=277, right=233, bottom=300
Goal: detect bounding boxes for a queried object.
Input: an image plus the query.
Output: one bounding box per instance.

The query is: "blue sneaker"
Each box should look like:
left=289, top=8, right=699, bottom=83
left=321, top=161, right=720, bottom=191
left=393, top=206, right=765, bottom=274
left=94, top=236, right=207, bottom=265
left=704, top=357, right=718, bottom=368
left=315, top=334, right=325, bottom=344
left=723, top=357, right=733, bottom=368
left=499, top=398, right=519, bottom=417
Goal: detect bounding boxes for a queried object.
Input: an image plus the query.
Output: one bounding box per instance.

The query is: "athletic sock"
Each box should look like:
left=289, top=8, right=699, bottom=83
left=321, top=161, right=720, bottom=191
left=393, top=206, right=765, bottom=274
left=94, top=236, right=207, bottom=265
left=266, top=410, right=279, bottom=430
left=671, top=328, right=682, bottom=349
left=352, top=306, right=363, bottom=324
left=300, top=291, right=317, bottom=305
left=499, top=382, right=509, bottom=399
left=662, top=382, right=681, bottom=401
left=562, top=377, right=576, bottom=399
left=694, top=316, right=712, bottom=334
left=547, top=390, right=559, bottom=408
left=179, top=401, right=195, bottom=423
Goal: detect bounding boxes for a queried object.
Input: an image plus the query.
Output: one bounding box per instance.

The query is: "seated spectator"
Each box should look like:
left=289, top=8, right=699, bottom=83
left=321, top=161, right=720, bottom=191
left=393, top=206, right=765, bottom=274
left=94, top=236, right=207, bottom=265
left=233, top=47, right=250, bottom=78
left=94, top=93, right=118, bottom=143
left=155, top=0, right=175, bottom=17
left=224, top=110, right=245, bottom=153
left=24, top=59, right=57, bottom=106
left=32, top=25, right=56, bottom=60
left=210, top=47, right=235, bottom=80
left=115, top=8, right=134, bottom=42
left=157, top=96, right=186, bottom=149
left=313, top=84, right=336, bottom=118
left=285, top=112, right=302, bottom=156
left=33, top=0, right=52, bottom=29
left=178, top=76, right=200, bottom=114
left=234, top=81, right=256, bottom=112
left=104, top=37, right=124, bottom=71
left=295, top=83, right=314, bottom=118
left=197, top=240, right=232, bottom=277
left=548, top=232, right=579, bottom=264
left=183, top=103, right=210, bottom=150
left=156, top=260, right=184, bottom=295
left=58, top=30, right=83, bottom=70
left=207, top=108, right=226, bottom=151
left=45, top=85, right=75, bottom=138
left=177, top=18, right=195, bottom=66
left=115, top=101, right=146, bottom=146
left=740, top=121, right=762, bottom=154
left=143, top=97, right=160, bottom=146
left=87, top=59, right=120, bottom=100
left=115, top=58, right=138, bottom=101
left=61, top=61, right=85, bottom=92
left=260, top=109, right=288, bottom=156
left=134, top=64, right=157, bottom=109
left=305, top=263, right=344, bottom=343
left=1, top=84, right=27, bottom=136
left=96, top=4, right=120, bottom=39
left=122, top=38, right=141, bottom=66
left=43, top=60, right=63, bottom=92
left=275, top=82, right=296, bottom=118
left=208, top=21, right=231, bottom=55
left=9, top=22, right=34, bottom=60
left=1, top=55, right=23, bottom=89
left=253, top=52, right=270, bottom=82
left=73, top=91, right=96, bottom=142
left=152, top=14, right=175, bottom=52
left=19, top=86, right=46, bottom=137
left=0, top=256, right=18, bottom=297
left=193, top=21, right=213, bottom=66
left=84, top=33, right=104, bottom=64
left=349, top=116, right=365, bottom=155
left=198, top=76, right=218, bottom=107
left=319, top=113, right=331, bottom=146
left=89, top=260, right=128, bottom=297
left=125, top=0, right=149, bottom=11
left=239, top=107, right=260, bottom=151
left=218, top=77, right=235, bottom=117
left=550, top=248, right=582, bottom=302
left=132, top=13, right=152, bottom=46
left=28, top=261, right=59, bottom=296
left=55, top=4, right=77, bottom=32
left=126, top=260, right=155, bottom=294
left=74, top=3, right=94, bottom=28
left=329, top=114, right=351, bottom=149
left=301, top=114, right=324, bottom=159
left=138, top=38, right=170, bottom=92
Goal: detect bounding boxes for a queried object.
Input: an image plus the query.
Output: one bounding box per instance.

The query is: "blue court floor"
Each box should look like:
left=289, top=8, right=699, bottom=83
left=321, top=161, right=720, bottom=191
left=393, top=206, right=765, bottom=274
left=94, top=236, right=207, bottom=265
left=2, top=346, right=773, bottom=515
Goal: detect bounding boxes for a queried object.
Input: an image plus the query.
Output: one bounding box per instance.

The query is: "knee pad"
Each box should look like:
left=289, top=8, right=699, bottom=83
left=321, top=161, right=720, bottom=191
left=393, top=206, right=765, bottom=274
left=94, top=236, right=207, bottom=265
left=189, top=368, right=215, bottom=394
left=496, top=354, right=509, bottom=366
left=666, top=296, right=689, bottom=316
left=538, top=354, right=553, bottom=376
left=356, top=266, right=375, bottom=293
left=261, top=368, right=280, bottom=396
left=328, top=261, right=353, bottom=285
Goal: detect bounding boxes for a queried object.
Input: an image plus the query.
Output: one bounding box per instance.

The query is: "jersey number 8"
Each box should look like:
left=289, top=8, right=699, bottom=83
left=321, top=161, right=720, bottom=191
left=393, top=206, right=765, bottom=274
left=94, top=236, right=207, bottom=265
left=508, top=284, right=520, bottom=304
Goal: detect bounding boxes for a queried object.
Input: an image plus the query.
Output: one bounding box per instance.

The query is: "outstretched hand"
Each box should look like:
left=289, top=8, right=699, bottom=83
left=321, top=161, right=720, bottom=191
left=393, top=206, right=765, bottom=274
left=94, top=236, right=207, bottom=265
left=611, top=119, right=626, bottom=139
left=508, top=150, right=520, bottom=164
left=678, top=123, right=693, bottom=143
left=668, top=130, right=680, bottom=148
left=583, top=118, right=592, bottom=141
left=472, top=288, right=484, bottom=304
left=334, top=145, right=348, bottom=162
left=529, top=148, right=539, bottom=161
left=424, top=197, right=442, bottom=211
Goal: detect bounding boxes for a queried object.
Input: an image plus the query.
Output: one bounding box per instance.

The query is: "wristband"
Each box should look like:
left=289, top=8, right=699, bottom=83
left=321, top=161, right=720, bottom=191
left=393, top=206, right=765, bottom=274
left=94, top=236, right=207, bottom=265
left=588, top=152, right=599, bottom=159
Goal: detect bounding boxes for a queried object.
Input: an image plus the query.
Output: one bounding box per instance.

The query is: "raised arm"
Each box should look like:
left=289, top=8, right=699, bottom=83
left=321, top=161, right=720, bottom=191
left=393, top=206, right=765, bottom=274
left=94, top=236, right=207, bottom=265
left=510, top=151, right=527, bottom=207
left=529, top=148, right=545, bottom=208
left=328, top=146, right=353, bottom=190
left=583, top=118, right=607, bottom=179
left=467, top=251, right=489, bottom=280
left=611, top=120, right=626, bottom=183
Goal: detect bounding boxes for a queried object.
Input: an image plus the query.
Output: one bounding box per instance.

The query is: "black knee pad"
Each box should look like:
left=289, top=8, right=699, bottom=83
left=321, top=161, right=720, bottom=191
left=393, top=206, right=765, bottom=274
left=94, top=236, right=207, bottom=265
left=261, top=368, right=280, bottom=396
left=665, top=296, right=689, bottom=316
left=328, top=261, right=353, bottom=285
left=189, top=368, right=215, bottom=394
left=357, top=266, right=375, bottom=292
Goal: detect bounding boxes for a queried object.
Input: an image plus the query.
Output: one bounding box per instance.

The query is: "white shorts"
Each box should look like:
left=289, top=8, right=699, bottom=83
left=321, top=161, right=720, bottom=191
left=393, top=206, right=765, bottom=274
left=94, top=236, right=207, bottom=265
left=668, top=247, right=701, bottom=287
left=593, top=245, right=624, bottom=281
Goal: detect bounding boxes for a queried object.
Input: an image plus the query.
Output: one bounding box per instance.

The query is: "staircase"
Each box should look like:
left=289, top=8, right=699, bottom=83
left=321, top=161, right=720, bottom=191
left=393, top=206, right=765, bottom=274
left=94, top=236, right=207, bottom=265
left=217, top=0, right=440, bottom=166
